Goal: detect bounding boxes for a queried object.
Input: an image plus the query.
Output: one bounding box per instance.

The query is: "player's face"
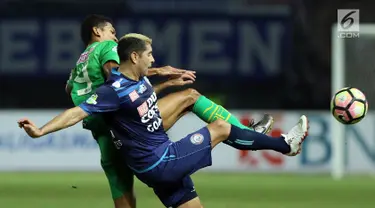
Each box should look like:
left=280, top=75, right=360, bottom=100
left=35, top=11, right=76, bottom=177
left=98, top=23, right=118, bottom=42
left=138, top=43, right=155, bottom=76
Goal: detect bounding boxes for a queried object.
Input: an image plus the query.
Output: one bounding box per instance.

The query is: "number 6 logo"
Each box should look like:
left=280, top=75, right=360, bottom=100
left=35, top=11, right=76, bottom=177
left=340, top=11, right=356, bottom=29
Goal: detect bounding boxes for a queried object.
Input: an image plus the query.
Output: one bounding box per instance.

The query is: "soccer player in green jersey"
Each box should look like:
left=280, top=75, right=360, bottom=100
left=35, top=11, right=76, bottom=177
left=65, top=15, right=274, bottom=208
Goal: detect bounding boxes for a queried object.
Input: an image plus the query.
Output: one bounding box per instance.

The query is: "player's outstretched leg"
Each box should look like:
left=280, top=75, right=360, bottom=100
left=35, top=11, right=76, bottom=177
left=147, top=116, right=308, bottom=208
left=208, top=115, right=309, bottom=156
left=158, top=88, right=273, bottom=134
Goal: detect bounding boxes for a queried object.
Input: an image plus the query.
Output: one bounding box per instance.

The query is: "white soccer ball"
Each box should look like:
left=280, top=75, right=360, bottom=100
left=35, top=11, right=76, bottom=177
left=330, top=87, right=368, bottom=124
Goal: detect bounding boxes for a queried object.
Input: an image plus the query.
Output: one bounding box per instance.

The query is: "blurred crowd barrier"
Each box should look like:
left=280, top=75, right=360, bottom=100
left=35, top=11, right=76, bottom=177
left=1, top=110, right=375, bottom=173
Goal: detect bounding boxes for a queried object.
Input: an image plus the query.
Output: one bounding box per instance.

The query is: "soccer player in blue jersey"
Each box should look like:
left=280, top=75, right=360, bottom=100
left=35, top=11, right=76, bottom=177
left=19, top=34, right=309, bottom=208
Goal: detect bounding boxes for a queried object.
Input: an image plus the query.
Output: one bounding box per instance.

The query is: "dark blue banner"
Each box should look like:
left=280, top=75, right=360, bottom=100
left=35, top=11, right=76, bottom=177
left=0, top=14, right=292, bottom=80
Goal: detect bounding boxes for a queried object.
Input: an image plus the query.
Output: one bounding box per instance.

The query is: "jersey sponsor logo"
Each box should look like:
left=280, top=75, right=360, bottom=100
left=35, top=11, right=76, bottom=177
left=190, top=133, right=204, bottom=145
left=146, top=116, right=162, bottom=132
left=112, top=46, right=117, bottom=52
left=138, top=84, right=147, bottom=94
left=129, top=90, right=139, bottom=102
left=76, top=47, right=95, bottom=65
left=86, top=94, right=98, bottom=105
left=146, top=92, right=157, bottom=107
left=137, top=101, right=149, bottom=117
left=76, top=52, right=89, bottom=65
left=140, top=92, right=163, bottom=132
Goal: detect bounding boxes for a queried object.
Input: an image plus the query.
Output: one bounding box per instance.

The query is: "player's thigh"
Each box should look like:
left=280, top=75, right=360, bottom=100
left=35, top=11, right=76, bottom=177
left=93, top=130, right=135, bottom=199
left=135, top=127, right=212, bottom=186
left=165, top=127, right=213, bottom=180
left=158, top=88, right=200, bottom=131
left=153, top=176, right=202, bottom=208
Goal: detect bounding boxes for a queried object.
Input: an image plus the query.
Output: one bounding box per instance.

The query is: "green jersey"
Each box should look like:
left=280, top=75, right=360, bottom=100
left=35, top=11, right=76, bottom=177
left=67, top=40, right=119, bottom=130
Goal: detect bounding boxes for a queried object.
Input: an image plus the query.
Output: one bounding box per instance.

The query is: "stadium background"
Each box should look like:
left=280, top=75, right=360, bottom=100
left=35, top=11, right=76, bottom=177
left=1, top=0, right=375, bottom=207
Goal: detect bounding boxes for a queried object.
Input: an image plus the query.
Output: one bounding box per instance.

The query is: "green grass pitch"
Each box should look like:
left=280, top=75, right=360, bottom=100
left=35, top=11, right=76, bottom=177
left=0, top=172, right=374, bottom=208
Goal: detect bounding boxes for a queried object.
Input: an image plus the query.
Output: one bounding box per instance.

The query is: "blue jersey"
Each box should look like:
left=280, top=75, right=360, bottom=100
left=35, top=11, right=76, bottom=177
left=79, top=69, right=171, bottom=171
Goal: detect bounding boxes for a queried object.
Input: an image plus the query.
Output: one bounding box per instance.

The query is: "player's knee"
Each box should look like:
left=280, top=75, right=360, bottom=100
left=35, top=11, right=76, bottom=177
left=211, top=119, right=230, bottom=134
left=184, top=88, right=201, bottom=105
left=207, top=119, right=231, bottom=144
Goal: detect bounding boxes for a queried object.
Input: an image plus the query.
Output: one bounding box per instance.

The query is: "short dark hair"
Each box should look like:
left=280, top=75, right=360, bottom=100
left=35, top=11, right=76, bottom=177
left=117, top=34, right=152, bottom=62
left=80, top=14, right=113, bottom=45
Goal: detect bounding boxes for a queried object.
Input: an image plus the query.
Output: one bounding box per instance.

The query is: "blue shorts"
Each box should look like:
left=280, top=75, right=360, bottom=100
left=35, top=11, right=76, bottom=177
left=136, top=127, right=212, bottom=207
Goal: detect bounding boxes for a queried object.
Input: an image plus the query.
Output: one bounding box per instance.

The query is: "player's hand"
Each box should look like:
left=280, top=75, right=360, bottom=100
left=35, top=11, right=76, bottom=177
left=166, top=72, right=195, bottom=87
left=18, top=118, right=43, bottom=138
left=156, top=66, right=196, bottom=79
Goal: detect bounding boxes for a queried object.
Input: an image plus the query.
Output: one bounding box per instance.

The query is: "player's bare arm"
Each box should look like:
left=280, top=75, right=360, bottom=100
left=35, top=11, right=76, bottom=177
left=103, top=61, right=196, bottom=79
left=153, top=72, right=196, bottom=94
left=147, top=65, right=196, bottom=77
left=18, top=106, right=88, bottom=138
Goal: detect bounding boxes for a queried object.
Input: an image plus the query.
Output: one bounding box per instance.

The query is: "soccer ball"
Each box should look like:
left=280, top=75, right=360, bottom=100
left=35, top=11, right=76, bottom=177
left=331, top=87, right=368, bottom=125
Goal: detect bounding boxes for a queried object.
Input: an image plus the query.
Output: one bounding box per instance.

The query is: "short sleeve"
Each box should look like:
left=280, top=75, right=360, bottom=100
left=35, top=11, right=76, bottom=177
left=99, top=41, right=120, bottom=66
left=79, top=85, right=120, bottom=115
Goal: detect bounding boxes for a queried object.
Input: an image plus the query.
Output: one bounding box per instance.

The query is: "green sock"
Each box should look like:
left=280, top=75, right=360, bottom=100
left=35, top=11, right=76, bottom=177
left=192, top=95, right=252, bottom=130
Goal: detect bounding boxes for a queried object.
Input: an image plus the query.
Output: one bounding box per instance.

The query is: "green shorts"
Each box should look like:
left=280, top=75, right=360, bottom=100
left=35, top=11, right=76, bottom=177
left=92, top=129, right=134, bottom=199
